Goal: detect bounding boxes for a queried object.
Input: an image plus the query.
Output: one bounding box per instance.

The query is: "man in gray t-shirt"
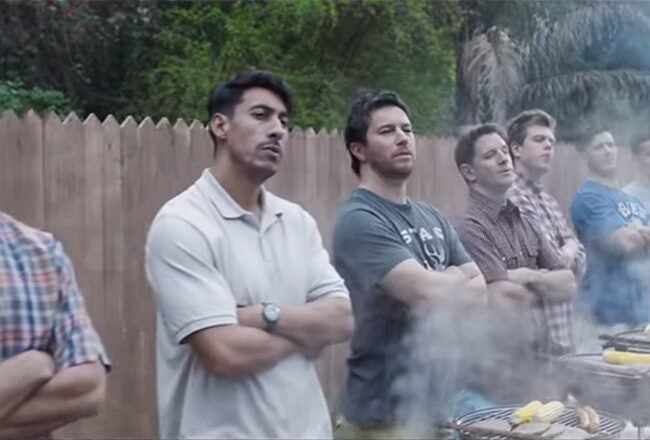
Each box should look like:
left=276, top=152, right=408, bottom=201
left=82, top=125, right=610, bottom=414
left=146, top=71, right=353, bottom=439
left=333, top=90, right=486, bottom=436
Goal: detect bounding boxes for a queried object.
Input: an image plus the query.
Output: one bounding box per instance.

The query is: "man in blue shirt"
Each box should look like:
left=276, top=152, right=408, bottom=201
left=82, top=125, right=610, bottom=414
left=570, top=129, right=650, bottom=332
left=624, top=133, right=650, bottom=210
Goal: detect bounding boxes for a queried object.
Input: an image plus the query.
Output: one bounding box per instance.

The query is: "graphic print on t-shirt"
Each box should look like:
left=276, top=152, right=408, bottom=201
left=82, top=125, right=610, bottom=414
left=617, top=200, right=648, bottom=225
left=399, top=226, right=447, bottom=270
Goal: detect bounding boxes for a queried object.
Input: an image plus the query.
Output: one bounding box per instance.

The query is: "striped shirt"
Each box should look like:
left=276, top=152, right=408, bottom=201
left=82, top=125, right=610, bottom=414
left=0, top=212, right=108, bottom=369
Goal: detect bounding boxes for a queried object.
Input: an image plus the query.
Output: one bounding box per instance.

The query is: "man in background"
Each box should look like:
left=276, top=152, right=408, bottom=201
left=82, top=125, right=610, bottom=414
left=570, top=128, right=650, bottom=339
left=333, top=90, right=486, bottom=438
left=624, top=132, right=650, bottom=210
left=506, top=109, right=585, bottom=355
left=454, top=123, right=576, bottom=403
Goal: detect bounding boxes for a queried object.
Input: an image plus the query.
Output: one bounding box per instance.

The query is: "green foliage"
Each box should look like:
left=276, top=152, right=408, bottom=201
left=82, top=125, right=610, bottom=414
left=131, top=0, right=460, bottom=133
left=0, top=80, right=72, bottom=115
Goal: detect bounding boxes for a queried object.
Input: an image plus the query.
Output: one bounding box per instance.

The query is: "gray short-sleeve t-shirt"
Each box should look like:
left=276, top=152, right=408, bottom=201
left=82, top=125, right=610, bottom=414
left=332, top=188, right=471, bottom=426
left=145, top=169, right=349, bottom=439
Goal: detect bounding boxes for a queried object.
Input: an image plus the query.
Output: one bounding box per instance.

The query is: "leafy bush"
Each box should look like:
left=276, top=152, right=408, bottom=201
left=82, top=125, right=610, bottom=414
left=0, top=80, right=72, bottom=115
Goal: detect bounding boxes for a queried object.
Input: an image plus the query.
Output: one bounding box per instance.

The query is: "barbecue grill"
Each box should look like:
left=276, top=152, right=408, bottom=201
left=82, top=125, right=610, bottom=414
left=556, top=352, right=650, bottom=427
left=599, top=329, right=650, bottom=353
left=451, top=405, right=625, bottom=440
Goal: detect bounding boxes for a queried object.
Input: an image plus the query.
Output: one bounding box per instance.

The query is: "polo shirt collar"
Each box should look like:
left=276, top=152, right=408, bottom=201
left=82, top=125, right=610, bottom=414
left=469, top=188, right=518, bottom=222
left=197, top=168, right=283, bottom=220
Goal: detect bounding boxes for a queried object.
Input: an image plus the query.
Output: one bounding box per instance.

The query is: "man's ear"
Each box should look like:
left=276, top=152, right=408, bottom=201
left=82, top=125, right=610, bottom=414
left=349, top=141, right=367, bottom=165
left=510, top=143, right=522, bottom=160
left=459, top=163, right=476, bottom=184
left=209, top=113, right=229, bottom=142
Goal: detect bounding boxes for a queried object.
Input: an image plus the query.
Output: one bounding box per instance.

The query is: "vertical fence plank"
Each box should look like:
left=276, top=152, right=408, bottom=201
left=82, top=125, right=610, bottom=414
left=118, top=116, right=157, bottom=438
left=189, top=120, right=211, bottom=180
left=0, top=110, right=45, bottom=227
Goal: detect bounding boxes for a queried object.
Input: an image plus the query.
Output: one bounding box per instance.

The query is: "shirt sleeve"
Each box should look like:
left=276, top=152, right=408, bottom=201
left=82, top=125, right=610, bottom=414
left=145, top=214, right=237, bottom=344
left=532, top=225, right=566, bottom=271
left=454, top=219, right=508, bottom=284
left=550, top=197, right=586, bottom=276
left=332, top=208, right=417, bottom=294
left=570, top=191, right=627, bottom=242
left=49, top=241, right=110, bottom=370
left=302, top=212, right=349, bottom=302
left=439, top=215, right=473, bottom=267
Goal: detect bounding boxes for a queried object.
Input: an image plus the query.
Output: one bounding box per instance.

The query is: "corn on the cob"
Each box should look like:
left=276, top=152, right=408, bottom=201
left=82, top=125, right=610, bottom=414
left=533, top=401, right=564, bottom=423
left=510, top=400, right=543, bottom=425
left=603, top=349, right=650, bottom=364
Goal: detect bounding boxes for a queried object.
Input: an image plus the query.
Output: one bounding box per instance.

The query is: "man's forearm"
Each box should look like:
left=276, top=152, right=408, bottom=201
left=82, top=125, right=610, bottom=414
left=0, top=351, right=54, bottom=420
left=239, top=297, right=353, bottom=350
left=188, top=325, right=301, bottom=377
left=0, top=362, right=105, bottom=430
left=526, top=269, right=576, bottom=302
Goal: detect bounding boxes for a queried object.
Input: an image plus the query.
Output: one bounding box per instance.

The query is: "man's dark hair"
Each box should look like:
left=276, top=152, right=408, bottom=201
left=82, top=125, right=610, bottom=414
left=344, top=90, right=411, bottom=176
left=506, top=109, right=556, bottom=148
left=574, top=125, right=609, bottom=152
left=631, top=132, right=650, bottom=155
left=207, top=70, right=293, bottom=154
left=454, top=123, right=507, bottom=170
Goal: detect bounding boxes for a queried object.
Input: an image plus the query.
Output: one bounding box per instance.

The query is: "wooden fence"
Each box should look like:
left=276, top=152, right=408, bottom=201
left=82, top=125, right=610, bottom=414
left=0, top=111, right=637, bottom=438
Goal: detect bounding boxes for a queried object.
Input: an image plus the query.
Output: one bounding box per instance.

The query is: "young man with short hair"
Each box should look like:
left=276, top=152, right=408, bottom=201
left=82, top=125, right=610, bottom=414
left=146, top=70, right=353, bottom=439
left=453, top=124, right=576, bottom=402
left=570, top=129, right=650, bottom=331
left=506, top=109, right=585, bottom=355
left=333, top=90, right=486, bottom=437
left=624, top=132, right=650, bottom=210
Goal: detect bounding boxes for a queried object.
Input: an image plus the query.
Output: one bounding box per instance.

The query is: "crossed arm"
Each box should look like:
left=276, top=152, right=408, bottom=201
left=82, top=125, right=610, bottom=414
left=605, top=224, right=650, bottom=256
left=187, top=296, right=353, bottom=378
left=378, top=259, right=487, bottom=307
left=0, top=353, right=106, bottom=439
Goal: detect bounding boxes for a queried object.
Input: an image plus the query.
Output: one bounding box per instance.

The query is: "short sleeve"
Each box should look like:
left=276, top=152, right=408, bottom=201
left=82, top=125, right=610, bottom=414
left=455, top=220, right=508, bottom=283
left=532, top=225, right=566, bottom=271
left=302, top=212, right=349, bottom=302
left=49, top=241, right=110, bottom=370
left=570, top=192, right=626, bottom=241
left=145, top=215, right=237, bottom=344
left=333, top=208, right=416, bottom=294
left=438, top=214, right=473, bottom=266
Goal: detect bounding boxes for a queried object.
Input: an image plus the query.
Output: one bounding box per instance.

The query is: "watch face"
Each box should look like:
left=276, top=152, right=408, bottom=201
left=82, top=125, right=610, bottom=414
left=264, top=304, right=280, bottom=322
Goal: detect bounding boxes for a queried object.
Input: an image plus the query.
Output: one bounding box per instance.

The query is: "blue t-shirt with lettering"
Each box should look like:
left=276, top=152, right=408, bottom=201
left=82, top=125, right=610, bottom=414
left=570, top=180, right=649, bottom=325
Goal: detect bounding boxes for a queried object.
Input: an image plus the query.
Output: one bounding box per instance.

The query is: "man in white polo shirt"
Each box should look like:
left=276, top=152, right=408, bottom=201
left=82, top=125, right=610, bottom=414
left=145, top=70, right=353, bottom=439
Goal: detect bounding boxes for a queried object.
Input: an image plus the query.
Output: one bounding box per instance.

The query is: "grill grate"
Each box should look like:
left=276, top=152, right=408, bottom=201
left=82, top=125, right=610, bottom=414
left=452, top=405, right=625, bottom=440
left=600, top=329, right=650, bottom=353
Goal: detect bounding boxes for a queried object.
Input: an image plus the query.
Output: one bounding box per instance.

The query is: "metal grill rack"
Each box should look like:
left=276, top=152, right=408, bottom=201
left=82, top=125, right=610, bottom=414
left=451, top=405, right=625, bottom=440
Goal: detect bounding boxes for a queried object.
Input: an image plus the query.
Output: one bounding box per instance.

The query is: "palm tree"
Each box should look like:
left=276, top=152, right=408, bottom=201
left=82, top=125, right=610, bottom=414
left=458, top=2, right=650, bottom=139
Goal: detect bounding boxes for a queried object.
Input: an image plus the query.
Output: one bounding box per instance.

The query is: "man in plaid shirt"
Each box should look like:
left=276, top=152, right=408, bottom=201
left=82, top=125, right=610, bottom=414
left=454, top=124, right=576, bottom=403
left=506, top=109, right=586, bottom=355
left=0, top=212, right=109, bottom=438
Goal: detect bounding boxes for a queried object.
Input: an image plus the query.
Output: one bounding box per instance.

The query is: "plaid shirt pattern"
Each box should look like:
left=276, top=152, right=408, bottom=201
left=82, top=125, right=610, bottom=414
left=508, top=175, right=586, bottom=276
left=456, top=190, right=571, bottom=356
left=508, top=176, right=585, bottom=355
left=0, top=213, right=108, bottom=369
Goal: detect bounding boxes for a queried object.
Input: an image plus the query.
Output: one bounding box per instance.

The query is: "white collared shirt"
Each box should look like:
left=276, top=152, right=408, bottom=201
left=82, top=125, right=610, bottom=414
left=146, top=168, right=348, bottom=439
